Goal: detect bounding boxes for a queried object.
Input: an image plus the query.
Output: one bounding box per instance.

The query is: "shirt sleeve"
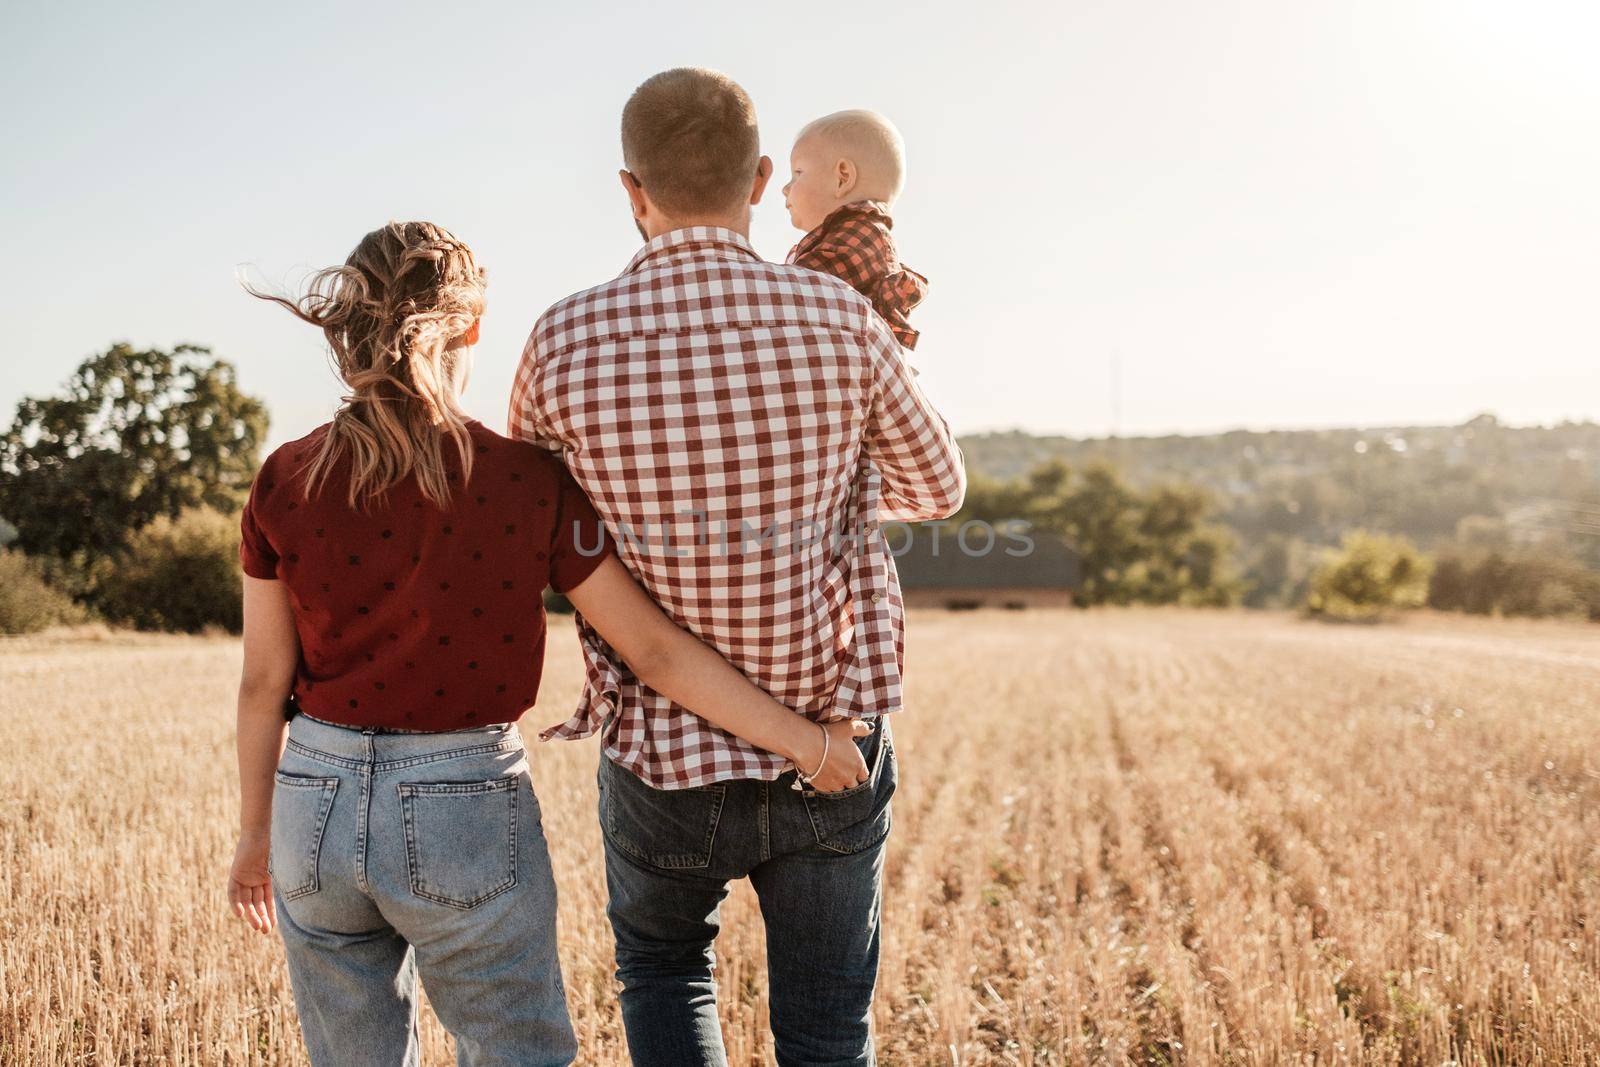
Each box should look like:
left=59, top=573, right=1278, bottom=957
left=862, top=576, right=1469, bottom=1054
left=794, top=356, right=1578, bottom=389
left=238, top=475, right=280, bottom=580
left=507, top=327, right=565, bottom=453
left=861, top=316, right=968, bottom=522
left=547, top=461, right=614, bottom=593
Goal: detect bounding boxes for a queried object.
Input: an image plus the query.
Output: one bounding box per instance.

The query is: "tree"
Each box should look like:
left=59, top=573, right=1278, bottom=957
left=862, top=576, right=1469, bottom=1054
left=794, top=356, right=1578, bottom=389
left=0, top=549, right=86, bottom=633
left=1427, top=544, right=1600, bottom=621
left=1305, top=531, right=1431, bottom=620
left=0, top=343, right=267, bottom=566
left=1240, top=534, right=1312, bottom=608
left=1045, top=465, right=1146, bottom=606
left=955, top=460, right=1241, bottom=607
left=1129, top=483, right=1239, bottom=606
left=93, top=508, right=245, bottom=633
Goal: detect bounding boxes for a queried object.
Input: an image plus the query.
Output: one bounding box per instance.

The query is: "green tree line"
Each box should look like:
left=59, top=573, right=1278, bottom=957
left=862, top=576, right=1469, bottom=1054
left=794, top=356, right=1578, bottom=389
left=3, top=343, right=1597, bottom=634
left=0, top=343, right=265, bottom=633
left=954, top=458, right=1600, bottom=622
left=954, top=461, right=1241, bottom=607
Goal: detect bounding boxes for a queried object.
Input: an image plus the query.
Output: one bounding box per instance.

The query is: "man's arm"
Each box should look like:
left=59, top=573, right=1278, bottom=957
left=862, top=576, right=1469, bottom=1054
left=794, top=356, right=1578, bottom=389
left=507, top=330, right=562, bottom=451
left=861, top=320, right=967, bottom=521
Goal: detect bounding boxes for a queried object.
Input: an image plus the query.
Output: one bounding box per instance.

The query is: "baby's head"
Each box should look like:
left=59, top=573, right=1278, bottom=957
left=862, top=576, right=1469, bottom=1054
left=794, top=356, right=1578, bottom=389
left=783, top=110, right=906, bottom=233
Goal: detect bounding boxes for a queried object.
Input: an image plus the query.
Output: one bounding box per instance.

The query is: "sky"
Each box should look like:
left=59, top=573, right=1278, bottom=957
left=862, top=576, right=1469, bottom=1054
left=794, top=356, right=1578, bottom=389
left=2, top=0, right=1596, bottom=451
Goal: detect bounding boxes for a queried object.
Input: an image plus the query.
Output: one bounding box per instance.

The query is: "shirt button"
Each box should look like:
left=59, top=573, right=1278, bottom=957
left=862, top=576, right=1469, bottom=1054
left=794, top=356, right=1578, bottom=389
left=870, top=593, right=884, bottom=604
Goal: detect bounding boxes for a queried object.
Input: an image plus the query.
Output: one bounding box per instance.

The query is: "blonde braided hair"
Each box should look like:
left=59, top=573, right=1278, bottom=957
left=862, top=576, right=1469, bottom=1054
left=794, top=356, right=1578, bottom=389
left=245, top=221, right=486, bottom=509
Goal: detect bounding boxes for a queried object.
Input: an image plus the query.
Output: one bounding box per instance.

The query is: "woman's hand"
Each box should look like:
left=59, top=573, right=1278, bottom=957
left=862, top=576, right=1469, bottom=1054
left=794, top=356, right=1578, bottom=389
left=569, top=557, right=885, bottom=778
left=228, top=833, right=277, bottom=935
left=794, top=719, right=875, bottom=793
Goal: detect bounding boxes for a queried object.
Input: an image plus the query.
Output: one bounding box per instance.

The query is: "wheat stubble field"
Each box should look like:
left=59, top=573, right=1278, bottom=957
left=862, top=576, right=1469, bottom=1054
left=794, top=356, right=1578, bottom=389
left=3, top=610, right=1600, bottom=1066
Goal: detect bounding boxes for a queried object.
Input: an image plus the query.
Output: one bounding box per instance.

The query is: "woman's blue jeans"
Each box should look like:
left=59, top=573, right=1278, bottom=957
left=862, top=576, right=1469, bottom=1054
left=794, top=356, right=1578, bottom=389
left=270, top=714, right=576, bottom=1067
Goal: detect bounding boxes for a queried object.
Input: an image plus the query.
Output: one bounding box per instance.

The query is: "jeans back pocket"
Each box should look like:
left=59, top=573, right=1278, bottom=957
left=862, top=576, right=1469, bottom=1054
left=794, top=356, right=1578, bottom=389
left=398, top=777, right=519, bottom=909
left=803, top=725, right=898, bottom=855
left=270, top=772, right=339, bottom=901
left=599, top=757, right=727, bottom=870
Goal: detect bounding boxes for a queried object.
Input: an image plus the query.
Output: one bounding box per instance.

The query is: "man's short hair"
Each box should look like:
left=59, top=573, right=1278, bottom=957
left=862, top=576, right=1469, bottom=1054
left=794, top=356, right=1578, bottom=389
left=797, top=110, right=906, bottom=200
left=621, top=68, right=761, bottom=218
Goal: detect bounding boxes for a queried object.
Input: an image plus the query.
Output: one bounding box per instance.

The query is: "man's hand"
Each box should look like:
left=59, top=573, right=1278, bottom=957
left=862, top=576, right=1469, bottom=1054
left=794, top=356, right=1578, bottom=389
left=795, top=719, right=875, bottom=793
left=228, top=833, right=277, bottom=935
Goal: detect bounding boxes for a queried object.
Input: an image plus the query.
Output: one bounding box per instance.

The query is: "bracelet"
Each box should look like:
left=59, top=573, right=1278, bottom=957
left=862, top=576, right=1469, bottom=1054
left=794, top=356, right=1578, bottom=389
left=791, top=722, right=829, bottom=792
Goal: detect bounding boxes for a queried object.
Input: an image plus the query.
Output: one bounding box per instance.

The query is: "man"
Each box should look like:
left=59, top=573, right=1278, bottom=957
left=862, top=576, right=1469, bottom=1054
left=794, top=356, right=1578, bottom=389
left=509, top=68, right=965, bottom=1066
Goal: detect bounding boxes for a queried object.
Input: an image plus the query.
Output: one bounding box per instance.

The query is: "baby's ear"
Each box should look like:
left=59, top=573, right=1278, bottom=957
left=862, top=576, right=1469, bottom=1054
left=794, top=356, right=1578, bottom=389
left=835, top=158, right=858, bottom=197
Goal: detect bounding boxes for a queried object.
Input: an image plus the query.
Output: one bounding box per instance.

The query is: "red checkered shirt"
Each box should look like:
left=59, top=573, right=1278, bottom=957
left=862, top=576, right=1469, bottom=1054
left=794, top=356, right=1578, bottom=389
left=508, top=226, right=965, bottom=788
left=787, top=200, right=928, bottom=350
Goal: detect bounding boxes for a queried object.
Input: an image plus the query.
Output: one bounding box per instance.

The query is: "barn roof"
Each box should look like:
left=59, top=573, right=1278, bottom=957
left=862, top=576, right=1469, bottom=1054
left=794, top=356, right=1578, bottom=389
left=890, top=523, right=1081, bottom=591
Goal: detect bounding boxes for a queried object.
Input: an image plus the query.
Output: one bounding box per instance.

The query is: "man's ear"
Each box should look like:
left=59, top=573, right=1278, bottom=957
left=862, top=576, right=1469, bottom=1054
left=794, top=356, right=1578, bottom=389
left=834, top=158, right=858, bottom=199
left=749, top=155, right=774, bottom=205
left=619, top=169, right=648, bottom=221
left=463, top=318, right=481, bottom=347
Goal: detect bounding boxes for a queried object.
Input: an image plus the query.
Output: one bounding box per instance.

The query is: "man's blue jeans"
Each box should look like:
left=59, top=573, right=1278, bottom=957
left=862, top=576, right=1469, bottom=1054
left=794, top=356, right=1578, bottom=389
left=598, top=718, right=898, bottom=1067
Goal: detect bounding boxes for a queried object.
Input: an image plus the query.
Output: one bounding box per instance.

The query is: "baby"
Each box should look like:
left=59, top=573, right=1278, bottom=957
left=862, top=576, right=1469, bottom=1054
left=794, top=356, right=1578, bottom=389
left=783, top=110, right=927, bottom=349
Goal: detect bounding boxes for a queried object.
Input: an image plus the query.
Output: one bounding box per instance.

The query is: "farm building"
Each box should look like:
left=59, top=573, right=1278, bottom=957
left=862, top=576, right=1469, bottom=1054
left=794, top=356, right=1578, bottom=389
left=891, top=524, right=1080, bottom=609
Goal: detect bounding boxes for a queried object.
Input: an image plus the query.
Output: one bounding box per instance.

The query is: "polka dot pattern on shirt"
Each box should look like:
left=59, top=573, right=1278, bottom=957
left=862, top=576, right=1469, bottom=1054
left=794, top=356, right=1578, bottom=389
left=238, top=419, right=613, bottom=731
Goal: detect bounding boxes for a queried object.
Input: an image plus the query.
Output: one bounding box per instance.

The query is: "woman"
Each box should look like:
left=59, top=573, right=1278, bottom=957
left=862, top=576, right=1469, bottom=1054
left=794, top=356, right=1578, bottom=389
left=226, top=221, right=869, bottom=1066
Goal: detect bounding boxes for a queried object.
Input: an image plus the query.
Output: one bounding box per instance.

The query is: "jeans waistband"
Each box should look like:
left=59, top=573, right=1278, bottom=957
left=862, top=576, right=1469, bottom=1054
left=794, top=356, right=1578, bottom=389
left=287, top=712, right=522, bottom=768
left=301, top=710, right=462, bottom=735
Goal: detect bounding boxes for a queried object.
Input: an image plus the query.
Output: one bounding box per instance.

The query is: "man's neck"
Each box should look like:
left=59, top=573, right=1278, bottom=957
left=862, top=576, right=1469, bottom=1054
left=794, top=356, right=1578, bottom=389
left=643, top=208, right=751, bottom=241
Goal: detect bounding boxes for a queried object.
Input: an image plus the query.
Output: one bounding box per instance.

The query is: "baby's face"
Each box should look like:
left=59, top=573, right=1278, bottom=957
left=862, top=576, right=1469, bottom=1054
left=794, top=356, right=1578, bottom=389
left=782, top=136, right=839, bottom=233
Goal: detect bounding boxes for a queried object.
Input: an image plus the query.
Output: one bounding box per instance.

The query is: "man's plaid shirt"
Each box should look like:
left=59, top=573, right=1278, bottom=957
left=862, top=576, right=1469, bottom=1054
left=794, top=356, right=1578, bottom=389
left=788, top=200, right=928, bottom=349
left=508, top=226, right=965, bottom=789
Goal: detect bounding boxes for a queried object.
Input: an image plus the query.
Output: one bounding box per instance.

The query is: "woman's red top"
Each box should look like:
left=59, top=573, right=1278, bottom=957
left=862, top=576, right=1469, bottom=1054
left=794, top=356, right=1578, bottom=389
left=238, top=419, right=612, bottom=730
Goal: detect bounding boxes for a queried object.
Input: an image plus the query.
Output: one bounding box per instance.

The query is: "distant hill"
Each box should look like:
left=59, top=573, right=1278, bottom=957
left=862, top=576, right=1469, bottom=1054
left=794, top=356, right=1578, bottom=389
left=958, top=414, right=1600, bottom=564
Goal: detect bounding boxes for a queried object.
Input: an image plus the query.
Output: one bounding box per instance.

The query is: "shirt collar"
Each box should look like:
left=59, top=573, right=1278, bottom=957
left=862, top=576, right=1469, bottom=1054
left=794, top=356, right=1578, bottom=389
left=789, top=200, right=894, bottom=264
left=827, top=199, right=893, bottom=227
left=623, top=226, right=762, bottom=275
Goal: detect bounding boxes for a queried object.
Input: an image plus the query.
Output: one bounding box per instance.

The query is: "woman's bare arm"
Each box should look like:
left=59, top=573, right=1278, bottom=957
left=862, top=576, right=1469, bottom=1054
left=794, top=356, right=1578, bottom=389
left=229, top=575, right=299, bottom=934
left=564, top=556, right=870, bottom=791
